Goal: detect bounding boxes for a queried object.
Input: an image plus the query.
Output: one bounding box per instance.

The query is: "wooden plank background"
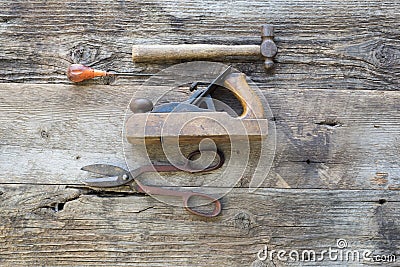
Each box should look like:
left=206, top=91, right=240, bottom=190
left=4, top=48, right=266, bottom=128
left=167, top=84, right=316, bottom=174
left=0, top=0, right=399, bottom=266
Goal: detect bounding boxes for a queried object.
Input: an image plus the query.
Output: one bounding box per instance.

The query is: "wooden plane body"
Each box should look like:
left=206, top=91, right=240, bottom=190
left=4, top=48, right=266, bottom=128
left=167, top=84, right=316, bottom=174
left=125, top=111, right=268, bottom=145
left=125, top=73, right=268, bottom=145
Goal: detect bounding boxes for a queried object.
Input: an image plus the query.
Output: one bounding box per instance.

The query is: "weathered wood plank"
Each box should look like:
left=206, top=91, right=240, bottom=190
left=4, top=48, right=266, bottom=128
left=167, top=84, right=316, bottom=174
left=0, top=0, right=398, bottom=90
left=0, top=185, right=398, bottom=266
left=0, top=1, right=399, bottom=267
left=1, top=83, right=399, bottom=189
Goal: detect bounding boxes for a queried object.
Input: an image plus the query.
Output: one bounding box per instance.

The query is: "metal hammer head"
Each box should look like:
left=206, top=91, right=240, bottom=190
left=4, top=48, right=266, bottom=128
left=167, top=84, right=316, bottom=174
left=260, top=24, right=278, bottom=70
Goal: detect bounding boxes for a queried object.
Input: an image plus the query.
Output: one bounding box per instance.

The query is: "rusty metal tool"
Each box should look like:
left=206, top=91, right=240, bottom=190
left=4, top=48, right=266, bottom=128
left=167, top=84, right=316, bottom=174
left=126, top=67, right=268, bottom=145
left=132, top=24, right=277, bottom=69
left=67, top=64, right=153, bottom=82
left=81, top=150, right=224, bottom=217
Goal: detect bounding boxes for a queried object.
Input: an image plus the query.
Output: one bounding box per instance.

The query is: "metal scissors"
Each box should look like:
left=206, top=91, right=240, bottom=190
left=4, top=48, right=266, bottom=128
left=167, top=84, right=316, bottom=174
left=81, top=150, right=224, bottom=217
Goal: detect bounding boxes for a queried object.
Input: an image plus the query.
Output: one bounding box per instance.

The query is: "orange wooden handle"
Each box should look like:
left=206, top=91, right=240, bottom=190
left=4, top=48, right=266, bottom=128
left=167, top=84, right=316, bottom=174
left=67, top=64, right=108, bottom=82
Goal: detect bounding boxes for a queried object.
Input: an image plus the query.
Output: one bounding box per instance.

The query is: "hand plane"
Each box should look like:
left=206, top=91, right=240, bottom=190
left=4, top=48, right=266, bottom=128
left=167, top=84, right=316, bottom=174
left=125, top=67, right=268, bottom=145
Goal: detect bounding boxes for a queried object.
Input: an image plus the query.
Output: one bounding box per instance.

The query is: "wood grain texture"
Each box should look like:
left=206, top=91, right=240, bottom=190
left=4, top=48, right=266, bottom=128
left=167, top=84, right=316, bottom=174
left=0, top=83, right=399, bottom=190
left=0, top=0, right=398, bottom=90
left=1, top=0, right=399, bottom=266
left=0, top=185, right=399, bottom=266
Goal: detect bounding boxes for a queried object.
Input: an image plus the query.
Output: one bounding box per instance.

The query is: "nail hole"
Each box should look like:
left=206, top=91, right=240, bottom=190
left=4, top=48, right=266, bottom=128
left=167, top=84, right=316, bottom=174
left=378, top=199, right=387, bottom=205
left=40, top=130, right=50, bottom=139
left=306, top=159, right=311, bottom=164
left=52, top=203, right=65, bottom=212
left=75, top=155, right=81, bottom=160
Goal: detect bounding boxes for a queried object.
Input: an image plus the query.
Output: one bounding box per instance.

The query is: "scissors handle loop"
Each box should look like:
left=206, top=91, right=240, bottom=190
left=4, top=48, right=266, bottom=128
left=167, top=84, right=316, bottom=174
left=183, top=192, right=222, bottom=218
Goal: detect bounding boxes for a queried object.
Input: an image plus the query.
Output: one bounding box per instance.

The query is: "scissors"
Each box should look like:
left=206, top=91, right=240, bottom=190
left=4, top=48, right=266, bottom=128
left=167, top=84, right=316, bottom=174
left=81, top=150, right=224, bottom=217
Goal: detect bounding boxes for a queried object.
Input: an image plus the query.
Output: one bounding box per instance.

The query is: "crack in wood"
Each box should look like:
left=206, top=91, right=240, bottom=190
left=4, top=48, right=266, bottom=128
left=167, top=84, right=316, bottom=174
left=135, top=206, right=154, bottom=213
left=36, top=192, right=82, bottom=212
left=315, top=119, right=343, bottom=128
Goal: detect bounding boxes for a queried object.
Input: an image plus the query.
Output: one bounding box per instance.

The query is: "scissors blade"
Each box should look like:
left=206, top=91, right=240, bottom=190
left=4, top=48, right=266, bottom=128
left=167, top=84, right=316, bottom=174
left=81, top=164, right=127, bottom=176
left=83, top=176, right=122, bottom=187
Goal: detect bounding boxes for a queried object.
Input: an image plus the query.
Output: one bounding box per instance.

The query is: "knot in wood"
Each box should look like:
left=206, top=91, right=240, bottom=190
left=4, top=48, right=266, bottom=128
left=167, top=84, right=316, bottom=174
left=233, top=211, right=251, bottom=230
left=372, top=43, right=398, bottom=68
left=69, top=43, right=101, bottom=64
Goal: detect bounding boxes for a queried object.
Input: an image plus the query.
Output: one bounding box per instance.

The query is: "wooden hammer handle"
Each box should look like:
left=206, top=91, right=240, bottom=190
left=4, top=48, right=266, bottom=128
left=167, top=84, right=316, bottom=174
left=132, top=44, right=260, bottom=62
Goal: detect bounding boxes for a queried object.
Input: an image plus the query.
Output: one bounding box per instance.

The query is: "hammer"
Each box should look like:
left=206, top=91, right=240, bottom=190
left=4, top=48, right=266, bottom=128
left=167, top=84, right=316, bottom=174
left=132, top=24, right=277, bottom=69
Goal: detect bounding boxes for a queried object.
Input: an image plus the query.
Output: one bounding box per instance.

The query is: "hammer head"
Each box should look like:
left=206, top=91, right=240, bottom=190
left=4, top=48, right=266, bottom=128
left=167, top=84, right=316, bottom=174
left=260, top=24, right=278, bottom=70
